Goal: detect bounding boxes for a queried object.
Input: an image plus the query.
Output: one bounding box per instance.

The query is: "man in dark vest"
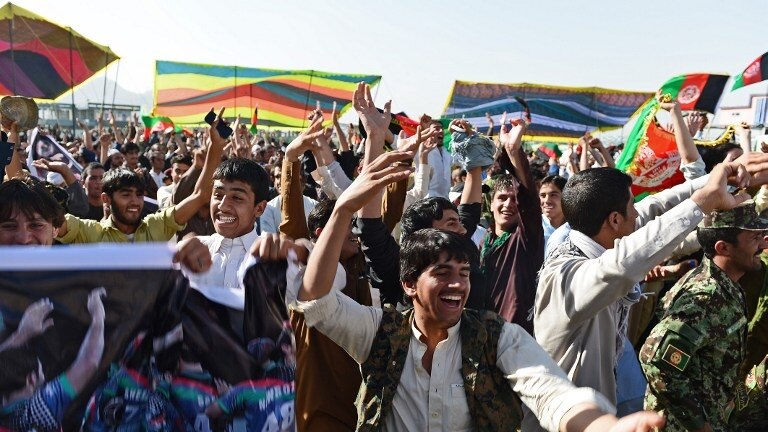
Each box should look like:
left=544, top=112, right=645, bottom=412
left=287, top=147, right=666, bottom=432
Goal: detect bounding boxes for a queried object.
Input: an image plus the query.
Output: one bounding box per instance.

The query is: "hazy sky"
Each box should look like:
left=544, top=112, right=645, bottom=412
left=12, top=0, right=768, bottom=121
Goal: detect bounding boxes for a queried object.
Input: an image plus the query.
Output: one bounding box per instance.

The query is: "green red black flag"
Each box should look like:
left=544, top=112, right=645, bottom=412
left=732, top=52, right=768, bottom=91
left=659, top=73, right=729, bottom=113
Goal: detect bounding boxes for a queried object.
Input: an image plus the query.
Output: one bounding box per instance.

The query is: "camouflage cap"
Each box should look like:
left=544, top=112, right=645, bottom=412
left=699, top=201, right=768, bottom=230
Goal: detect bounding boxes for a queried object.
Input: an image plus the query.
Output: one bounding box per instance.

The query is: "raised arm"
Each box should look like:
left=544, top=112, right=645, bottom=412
left=172, top=108, right=226, bottom=225
left=355, top=82, right=393, bottom=219
left=300, top=150, right=414, bottom=302
left=66, top=288, right=106, bottom=393
left=0, top=298, right=54, bottom=352
left=280, top=115, right=324, bottom=239
left=3, top=121, right=22, bottom=180
left=736, top=121, right=752, bottom=155
left=658, top=94, right=701, bottom=165
left=499, top=119, right=535, bottom=192
left=108, top=111, right=125, bottom=144
left=331, top=102, right=350, bottom=153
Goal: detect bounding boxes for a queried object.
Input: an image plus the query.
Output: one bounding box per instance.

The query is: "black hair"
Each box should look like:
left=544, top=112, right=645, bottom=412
left=83, top=162, right=105, bottom=178
left=697, top=143, right=741, bottom=173
left=170, top=154, right=193, bottom=167
left=307, top=200, right=336, bottom=241
left=400, top=229, right=479, bottom=283
left=697, top=227, right=742, bottom=259
left=401, top=197, right=458, bottom=238
left=213, top=158, right=270, bottom=204
left=121, top=142, right=140, bottom=154
left=0, top=347, right=38, bottom=397
left=102, top=168, right=145, bottom=196
left=561, top=167, right=633, bottom=237
left=491, top=174, right=521, bottom=198
left=0, top=177, right=65, bottom=228
left=541, top=175, right=567, bottom=192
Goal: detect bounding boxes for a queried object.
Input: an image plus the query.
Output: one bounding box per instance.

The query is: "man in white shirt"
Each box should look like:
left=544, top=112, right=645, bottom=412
left=422, top=119, right=452, bottom=199
left=291, top=149, right=665, bottom=432
left=182, top=157, right=270, bottom=309
left=148, top=151, right=167, bottom=189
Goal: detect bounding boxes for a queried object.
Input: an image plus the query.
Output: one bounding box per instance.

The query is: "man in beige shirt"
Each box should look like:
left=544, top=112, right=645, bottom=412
left=278, top=122, right=666, bottom=431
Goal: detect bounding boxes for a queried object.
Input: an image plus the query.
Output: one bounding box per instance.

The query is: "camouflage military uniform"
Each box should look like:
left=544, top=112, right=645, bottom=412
left=640, top=203, right=768, bottom=431
left=640, top=256, right=747, bottom=431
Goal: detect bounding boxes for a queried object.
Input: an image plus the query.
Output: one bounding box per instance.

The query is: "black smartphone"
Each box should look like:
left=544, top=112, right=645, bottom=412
left=203, top=110, right=233, bottom=139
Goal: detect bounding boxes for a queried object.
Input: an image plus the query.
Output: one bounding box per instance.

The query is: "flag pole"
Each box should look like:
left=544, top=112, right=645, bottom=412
left=8, top=5, right=16, bottom=94
left=68, top=27, right=76, bottom=133
left=302, top=70, right=315, bottom=129
left=112, top=59, right=119, bottom=107
left=100, top=50, right=108, bottom=121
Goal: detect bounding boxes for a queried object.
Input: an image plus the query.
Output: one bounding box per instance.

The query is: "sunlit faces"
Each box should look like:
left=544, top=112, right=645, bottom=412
left=171, top=162, right=190, bottom=184
left=210, top=179, right=265, bottom=239
left=403, top=255, right=471, bottom=328
left=616, top=189, right=639, bottom=238
left=492, top=186, right=521, bottom=232
left=431, top=209, right=466, bottom=236
left=104, top=187, right=144, bottom=228
left=110, top=152, right=125, bottom=168
left=123, top=150, right=140, bottom=168
left=539, top=183, right=564, bottom=226
left=0, top=210, right=58, bottom=246
left=83, top=167, right=105, bottom=199
left=728, top=230, right=768, bottom=274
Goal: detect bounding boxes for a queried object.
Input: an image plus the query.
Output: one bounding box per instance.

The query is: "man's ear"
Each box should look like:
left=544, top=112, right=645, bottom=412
left=714, top=240, right=732, bottom=257
left=254, top=200, right=268, bottom=218
left=101, top=192, right=111, bottom=205
left=607, top=211, right=621, bottom=231
left=314, top=228, right=323, bottom=239
left=402, top=280, right=417, bottom=299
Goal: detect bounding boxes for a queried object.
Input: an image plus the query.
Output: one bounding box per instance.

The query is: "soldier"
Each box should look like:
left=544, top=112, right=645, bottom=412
left=640, top=201, right=768, bottom=431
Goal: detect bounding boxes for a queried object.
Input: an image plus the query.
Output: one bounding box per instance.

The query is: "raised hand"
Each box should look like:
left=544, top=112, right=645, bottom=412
left=336, top=149, right=415, bottom=215
left=285, top=115, right=325, bottom=162
left=17, top=298, right=54, bottom=340
left=685, top=112, right=707, bottom=137
left=398, top=125, right=437, bottom=154
left=691, top=161, right=751, bottom=213
left=353, top=82, right=390, bottom=138
left=450, top=118, right=474, bottom=136
left=87, top=287, right=107, bottom=323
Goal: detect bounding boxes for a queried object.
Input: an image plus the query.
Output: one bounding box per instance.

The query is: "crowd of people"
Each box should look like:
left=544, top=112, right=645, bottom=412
left=1, top=81, right=768, bottom=432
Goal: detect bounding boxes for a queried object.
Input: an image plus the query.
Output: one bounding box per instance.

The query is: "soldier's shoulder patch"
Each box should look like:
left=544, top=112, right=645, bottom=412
left=661, top=344, right=691, bottom=371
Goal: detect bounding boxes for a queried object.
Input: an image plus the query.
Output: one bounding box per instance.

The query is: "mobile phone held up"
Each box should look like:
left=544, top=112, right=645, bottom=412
left=203, top=110, right=233, bottom=139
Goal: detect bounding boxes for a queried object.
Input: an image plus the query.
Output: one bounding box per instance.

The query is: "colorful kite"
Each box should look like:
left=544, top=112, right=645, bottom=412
left=153, top=60, right=381, bottom=129
left=442, top=81, right=653, bottom=140
left=0, top=3, right=118, bottom=99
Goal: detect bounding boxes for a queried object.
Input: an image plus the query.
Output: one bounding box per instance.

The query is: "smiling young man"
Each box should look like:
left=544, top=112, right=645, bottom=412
left=182, top=157, right=270, bottom=309
left=640, top=202, right=768, bottom=432
left=293, top=148, right=665, bottom=432
left=0, top=178, right=64, bottom=246
left=540, top=175, right=567, bottom=247
left=479, top=119, right=544, bottom=335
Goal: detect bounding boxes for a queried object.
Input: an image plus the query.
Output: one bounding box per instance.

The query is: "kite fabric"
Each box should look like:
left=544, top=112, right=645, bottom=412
left=0, top=3, right=118, bottom=99
left=0, top=244, right=296, bottom=432
left=732, top=52, right=768, bottom=91
left=657, top=73, right=730, bottom=114
left=153, top=60, right=381, bottom=129
left=442, top=81, right=653, bottom=140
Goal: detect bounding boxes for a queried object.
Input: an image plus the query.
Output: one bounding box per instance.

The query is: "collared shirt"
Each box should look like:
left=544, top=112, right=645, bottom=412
left=423, top=146, right=452, bottom=199
left=149, top=169, right=165, bottom=188
left=294, top=291, right=614, bottom=432
left=183, top=227, right=260, bottom=310
left=57, top=207, right=184, bottom=244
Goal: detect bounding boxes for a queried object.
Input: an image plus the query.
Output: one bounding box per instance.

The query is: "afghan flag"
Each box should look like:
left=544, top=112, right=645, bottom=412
left=391, top=113, right=419, bottom=137
left=658, top=73, right=729, bottom=113
left=249, top=107, right=259, bottom=135
left=536, top=143, right=562, bottom=160
left=141, top=115, right=174, bottom=140
left=616, top=100, right=685, bottom=201
left=732, top=52, right=768, bottom=91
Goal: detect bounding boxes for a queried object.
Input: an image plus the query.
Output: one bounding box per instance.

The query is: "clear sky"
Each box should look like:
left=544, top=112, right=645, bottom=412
left=10, top=0, right=768, bottom=122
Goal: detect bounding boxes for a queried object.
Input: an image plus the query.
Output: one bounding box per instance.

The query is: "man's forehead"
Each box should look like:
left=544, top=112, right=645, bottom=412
left=213, top=179, right=254, bottom=193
